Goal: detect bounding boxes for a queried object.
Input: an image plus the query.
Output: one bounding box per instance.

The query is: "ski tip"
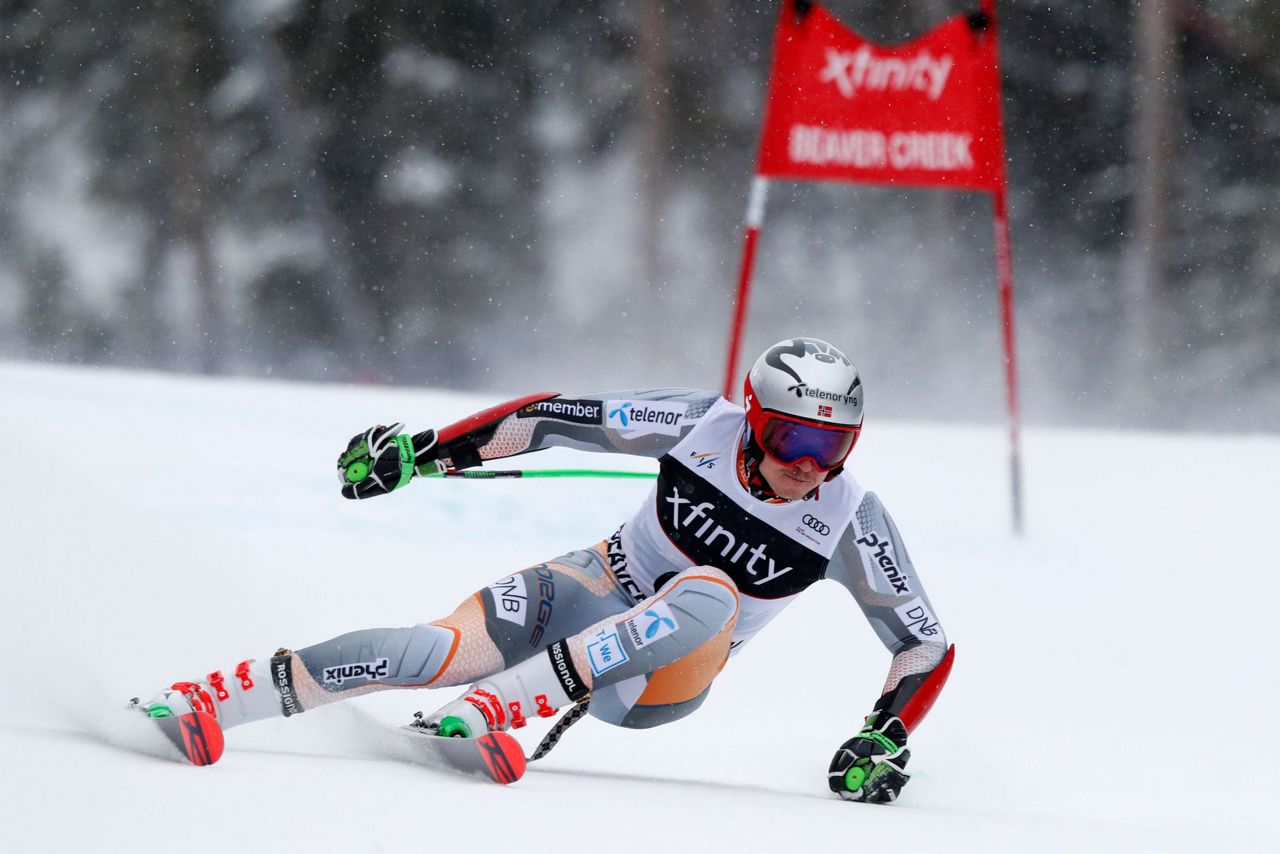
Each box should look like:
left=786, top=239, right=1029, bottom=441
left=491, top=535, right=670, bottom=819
left=477, top=732, right=526, bottom=785
left=157, top=710, right=225, bottom=767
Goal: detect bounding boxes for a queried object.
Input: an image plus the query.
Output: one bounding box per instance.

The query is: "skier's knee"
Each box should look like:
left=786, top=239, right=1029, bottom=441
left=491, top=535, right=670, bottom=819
left=655, top=565, right=739, bottom=640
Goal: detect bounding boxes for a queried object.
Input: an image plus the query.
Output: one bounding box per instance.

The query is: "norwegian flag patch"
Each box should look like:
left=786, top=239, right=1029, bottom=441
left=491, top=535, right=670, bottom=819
left=817, top=404, right=833, bottom=418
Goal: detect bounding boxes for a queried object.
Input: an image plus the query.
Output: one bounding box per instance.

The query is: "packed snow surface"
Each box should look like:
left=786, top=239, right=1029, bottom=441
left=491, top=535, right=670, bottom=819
left=1, top=362, right=1277, bottom=852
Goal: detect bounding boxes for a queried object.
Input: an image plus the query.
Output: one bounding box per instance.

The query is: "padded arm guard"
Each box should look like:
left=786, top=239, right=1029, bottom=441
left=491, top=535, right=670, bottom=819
left=874, top=643, right=955, bottom=732
left=434, top=392, right=558, bottom=470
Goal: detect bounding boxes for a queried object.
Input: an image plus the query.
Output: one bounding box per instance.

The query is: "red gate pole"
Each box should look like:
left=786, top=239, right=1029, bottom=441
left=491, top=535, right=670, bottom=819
left=983, top=0, right=1024, bottom=534
left=993, top=183, right=1024, bottom=534
left=722, top=176, right=771, bottom=400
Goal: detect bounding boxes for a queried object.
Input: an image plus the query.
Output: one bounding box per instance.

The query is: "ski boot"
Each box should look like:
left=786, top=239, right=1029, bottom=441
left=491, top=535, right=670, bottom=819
left=137, top=658, right=282, bottom=730
left=416, top=681, right=540, bottom=738
left=129, top=681, right=226, bottom=767
left=417, top=641, right=588, bottom=738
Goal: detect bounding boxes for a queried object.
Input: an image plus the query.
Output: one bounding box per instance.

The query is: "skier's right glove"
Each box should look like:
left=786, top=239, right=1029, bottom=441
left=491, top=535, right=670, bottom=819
left=337, top=424, right=441, bottom=499
left=827, top=712, right=911, bottom=804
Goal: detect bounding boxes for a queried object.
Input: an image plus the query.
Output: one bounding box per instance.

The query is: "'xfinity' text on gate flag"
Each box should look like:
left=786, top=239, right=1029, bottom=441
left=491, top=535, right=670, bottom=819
left=755, top=4, right=1005, bottom=191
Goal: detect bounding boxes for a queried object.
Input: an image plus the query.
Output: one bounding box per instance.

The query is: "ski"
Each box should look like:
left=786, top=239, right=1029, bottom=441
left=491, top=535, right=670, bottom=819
left=387, top=721, right=526, bottom=785
left=115, top=700, right=523, bottom=782
left=155, top=709, right=224, bottom=766
left=116, top=701, right=225, bottom=766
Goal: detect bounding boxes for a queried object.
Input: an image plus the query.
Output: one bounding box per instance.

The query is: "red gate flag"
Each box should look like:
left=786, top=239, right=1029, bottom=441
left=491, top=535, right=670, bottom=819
left=756, top=3, right=1005, bottom=192
left=725, top=1, right=1023, bottom=531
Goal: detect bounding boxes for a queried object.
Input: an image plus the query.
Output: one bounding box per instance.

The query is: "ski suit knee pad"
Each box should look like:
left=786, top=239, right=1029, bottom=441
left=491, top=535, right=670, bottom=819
left=575, top=564, right=738, bottom=694
left=580, top=566, right=737, bottom=728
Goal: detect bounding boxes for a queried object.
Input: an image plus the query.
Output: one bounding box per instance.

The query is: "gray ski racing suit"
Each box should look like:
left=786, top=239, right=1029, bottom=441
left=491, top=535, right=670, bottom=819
left=231, top=388, right=954, bottom=738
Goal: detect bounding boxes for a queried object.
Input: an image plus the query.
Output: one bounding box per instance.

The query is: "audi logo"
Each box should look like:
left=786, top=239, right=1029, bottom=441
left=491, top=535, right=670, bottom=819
left=801, top=515, right=831, bottom=536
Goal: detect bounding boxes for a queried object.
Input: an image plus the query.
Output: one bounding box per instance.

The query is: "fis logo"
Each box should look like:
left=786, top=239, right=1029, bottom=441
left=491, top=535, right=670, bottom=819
left=689, top=451, right=719, bottom=469
left=323, top=657, right=390, bottom=685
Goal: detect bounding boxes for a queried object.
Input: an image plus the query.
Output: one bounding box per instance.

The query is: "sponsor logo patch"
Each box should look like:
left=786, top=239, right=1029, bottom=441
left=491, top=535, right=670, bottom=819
left=894, top=597, right=941, bottom=642
left=516, top=398, right=603, bottom=425
left=323, top=657, right=390, bottom=685
left=795, top=513, right=833, bottom=546
left=488, top=574, right=528, bottom=626
left=819, top=45, right=954, bottom=101
left=586, top=627, right=629, bottom=676
left=802, top=514, right=831, bottom=536
left=606, top=400, right=688, bottom=437
left=624, top=601, right=679, bottom=650
left=855, top=531, right=911, bottom=595
left=656, top=457, right=828, bottom=599
left=272, top=653, right=303, bottom=717
left=529, top=566, right=556, bottom=647
left=547, top=640, right=585, bottom=701
left=786, top=383, right=860, bottom=407
left=606, top=527, right=646, bottom=603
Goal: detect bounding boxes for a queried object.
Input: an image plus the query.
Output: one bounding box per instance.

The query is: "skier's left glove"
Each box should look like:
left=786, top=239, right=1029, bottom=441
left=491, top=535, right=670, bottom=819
left=337, top=424, right=441, bottom=499
left=828, top=713, right=911, bottom=804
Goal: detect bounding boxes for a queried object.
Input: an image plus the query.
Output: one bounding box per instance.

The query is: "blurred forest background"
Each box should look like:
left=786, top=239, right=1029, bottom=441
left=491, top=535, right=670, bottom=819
left=1, top=0, right=1277, bottom=431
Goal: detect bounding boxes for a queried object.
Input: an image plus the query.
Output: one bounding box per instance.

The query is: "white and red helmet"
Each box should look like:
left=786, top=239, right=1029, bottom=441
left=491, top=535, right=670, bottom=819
left=743, top=337, right=863, bottom=471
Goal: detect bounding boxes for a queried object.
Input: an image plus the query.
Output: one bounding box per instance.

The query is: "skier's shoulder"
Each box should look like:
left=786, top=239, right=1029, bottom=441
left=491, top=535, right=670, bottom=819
left=581, top=388, right=722, bottom=411
left=841, top=488, right=917, bottom=572
left=842, top=485, right=891, bottom=533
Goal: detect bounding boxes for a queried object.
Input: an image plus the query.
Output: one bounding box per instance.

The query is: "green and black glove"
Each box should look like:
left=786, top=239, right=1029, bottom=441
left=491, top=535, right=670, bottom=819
left=337, top=423, right=441, bottom=499
left=828, top=712, right=911, bottom=804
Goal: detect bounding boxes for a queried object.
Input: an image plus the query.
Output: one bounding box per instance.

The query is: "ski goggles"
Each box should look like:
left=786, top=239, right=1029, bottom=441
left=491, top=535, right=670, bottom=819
left=755, top=414, right=859, bottom=471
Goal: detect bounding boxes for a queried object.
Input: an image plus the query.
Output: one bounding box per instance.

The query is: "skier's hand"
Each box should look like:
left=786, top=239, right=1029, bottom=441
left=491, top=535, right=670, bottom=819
left=337, top=424, right=441, bottom=499
left=828, top=713, right=910, bottom=804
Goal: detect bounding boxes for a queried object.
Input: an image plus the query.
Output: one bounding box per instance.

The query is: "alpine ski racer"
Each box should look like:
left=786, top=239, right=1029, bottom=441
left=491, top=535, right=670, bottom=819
left=138, top=337, right=954, bottom=803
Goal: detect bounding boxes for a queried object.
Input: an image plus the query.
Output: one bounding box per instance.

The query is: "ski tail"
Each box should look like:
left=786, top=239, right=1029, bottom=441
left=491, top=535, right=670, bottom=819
left=155, top=710, right=225, bottom=766
left=475, top=732, right=526, bottom=784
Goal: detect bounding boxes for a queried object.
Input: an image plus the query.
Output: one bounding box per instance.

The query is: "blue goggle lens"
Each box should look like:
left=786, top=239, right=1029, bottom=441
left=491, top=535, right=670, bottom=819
left=759, top=418, right=856, bottom=470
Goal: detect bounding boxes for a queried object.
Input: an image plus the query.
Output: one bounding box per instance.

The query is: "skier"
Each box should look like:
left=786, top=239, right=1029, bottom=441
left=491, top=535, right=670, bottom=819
left=141, top=337, right=953, bottom=803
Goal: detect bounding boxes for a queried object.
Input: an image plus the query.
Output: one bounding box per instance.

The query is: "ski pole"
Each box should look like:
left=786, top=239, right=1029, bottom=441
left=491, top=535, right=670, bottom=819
left=423, top=467, right=657, bottom=480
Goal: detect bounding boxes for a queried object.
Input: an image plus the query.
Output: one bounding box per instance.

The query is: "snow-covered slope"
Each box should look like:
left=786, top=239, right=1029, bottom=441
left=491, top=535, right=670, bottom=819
left=1, top=362, right=1276, bottom=853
